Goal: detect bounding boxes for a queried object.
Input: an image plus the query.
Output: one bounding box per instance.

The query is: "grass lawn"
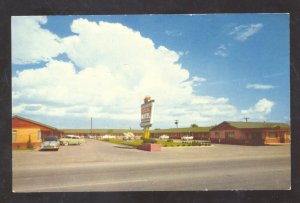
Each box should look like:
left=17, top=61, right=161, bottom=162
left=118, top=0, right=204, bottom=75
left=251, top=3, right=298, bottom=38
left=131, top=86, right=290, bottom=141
left=156, top=140, right=211, bottom=147
left=156, top=140, right=183, bottom=147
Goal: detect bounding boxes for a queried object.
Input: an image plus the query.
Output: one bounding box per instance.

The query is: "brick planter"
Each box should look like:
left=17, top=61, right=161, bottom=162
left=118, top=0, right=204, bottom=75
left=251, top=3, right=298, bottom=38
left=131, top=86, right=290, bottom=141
left=137, top=143, right=161, bottom=152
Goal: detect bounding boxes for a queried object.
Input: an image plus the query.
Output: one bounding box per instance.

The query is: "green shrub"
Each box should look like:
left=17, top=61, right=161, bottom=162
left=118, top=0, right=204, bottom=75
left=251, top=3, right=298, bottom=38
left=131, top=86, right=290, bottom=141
left=27, top=136, right=33, bottom=149
left=167, top=139, right=173, bottom=143
left=191, top=141, right=196, bottom=146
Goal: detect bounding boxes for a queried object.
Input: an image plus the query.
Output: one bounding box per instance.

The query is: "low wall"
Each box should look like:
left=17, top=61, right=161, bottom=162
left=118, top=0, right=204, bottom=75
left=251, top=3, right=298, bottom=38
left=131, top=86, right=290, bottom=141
left=137, top=143, right=161, bottom=152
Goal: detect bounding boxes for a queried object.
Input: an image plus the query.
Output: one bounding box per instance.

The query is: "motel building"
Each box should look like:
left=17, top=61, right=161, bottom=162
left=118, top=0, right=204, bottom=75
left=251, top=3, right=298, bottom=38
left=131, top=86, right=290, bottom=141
left=209, top=121, right=290, bottom=145
left=11, top=115, right=290, bottom=148
left=12, top=115, right=62, bottom=149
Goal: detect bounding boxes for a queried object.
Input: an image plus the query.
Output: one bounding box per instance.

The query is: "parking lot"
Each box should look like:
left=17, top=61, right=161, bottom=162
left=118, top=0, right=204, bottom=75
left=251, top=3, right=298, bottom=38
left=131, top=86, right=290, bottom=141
left=13, top=139, right=291, bottom=191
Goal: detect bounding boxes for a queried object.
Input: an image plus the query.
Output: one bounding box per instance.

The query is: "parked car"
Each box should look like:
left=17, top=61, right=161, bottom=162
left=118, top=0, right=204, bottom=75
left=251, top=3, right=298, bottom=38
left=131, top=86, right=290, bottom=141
left=86, top=134, right=95, bottom=139
left=123, top=132, right=135, bottom=141
left=181, top=135, right=194, bottom=141
left=159, top=134, right=169, bottom=140
left=101, top=134, right=116, bottom=139
left=40, top=136, right=60, bottom=151
left=59, top=135, right=85, bottom=146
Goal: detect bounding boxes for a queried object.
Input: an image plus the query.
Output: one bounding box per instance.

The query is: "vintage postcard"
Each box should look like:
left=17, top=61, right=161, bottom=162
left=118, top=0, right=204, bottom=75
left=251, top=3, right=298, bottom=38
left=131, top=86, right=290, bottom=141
left=11, top=14, right=290, bottom=192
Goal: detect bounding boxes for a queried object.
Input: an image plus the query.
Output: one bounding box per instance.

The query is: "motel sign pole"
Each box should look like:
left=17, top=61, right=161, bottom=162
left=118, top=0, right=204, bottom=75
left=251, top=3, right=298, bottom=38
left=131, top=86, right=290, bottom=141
left=140, top=96, right=155, bottom=140
left=138, top=96, right=161, bottom=152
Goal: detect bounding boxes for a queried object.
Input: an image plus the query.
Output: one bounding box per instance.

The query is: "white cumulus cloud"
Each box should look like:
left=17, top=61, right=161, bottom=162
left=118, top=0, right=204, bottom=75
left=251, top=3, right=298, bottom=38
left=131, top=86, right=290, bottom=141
left=241, top=98, right=275, bottom=120
left=246, top=84, right=275, bottom=90
left=228, top=23, right=263, bottom=42
left=12, top=16, right=64, bottom=64
left=12, top=17, right=273, bottom=128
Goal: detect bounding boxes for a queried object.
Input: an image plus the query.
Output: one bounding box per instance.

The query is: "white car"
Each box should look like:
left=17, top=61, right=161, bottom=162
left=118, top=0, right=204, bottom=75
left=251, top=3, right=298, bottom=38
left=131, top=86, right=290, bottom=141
left=86, top=135, right=95, bottom=139
left=59, top=135, right=85, bottom=146
left=159, top=135, right=169, bottom=140
left=101, top=135, right=116, bottom=139
left=123, top=132, right=135, bottom=141
left=181, top=135, right=194, bottom=141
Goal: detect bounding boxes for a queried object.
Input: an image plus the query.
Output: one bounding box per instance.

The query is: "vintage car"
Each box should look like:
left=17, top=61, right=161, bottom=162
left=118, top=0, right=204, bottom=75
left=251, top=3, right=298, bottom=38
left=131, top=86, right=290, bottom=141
left=59, top=135, right=85, bottom=146
left=181, top=135, right=194, bottom=141
left=159, top=134, right=170, bottom=140
left=101, top=134, right=116, bottom=139
left=123, top=132, right=135, bottom=141
left=40, top=136, right=60, bottom=151
left=86, top=134, right=95, bottom=139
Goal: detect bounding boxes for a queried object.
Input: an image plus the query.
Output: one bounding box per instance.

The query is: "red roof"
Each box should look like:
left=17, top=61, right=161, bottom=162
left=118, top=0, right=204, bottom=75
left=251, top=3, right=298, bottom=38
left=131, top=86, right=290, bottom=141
left=12, top=115, right=58, bottom=130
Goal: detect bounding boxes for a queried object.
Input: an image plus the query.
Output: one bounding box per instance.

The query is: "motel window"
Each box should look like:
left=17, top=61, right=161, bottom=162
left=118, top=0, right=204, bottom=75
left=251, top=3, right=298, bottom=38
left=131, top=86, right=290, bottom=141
left=251, top=132, right=262, bottom=139
left=12, top=131, right=17, bottom=141
left=225, top=132, right=235, bottom=138
left=38, top=131, right=42, bottom=140
left=268, top=132, right=278, bottom=138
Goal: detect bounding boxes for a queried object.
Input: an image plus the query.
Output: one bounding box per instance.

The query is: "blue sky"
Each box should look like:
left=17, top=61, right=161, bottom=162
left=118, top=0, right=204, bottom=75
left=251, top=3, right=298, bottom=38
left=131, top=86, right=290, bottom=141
left=11, top=14, right=290, bottom=129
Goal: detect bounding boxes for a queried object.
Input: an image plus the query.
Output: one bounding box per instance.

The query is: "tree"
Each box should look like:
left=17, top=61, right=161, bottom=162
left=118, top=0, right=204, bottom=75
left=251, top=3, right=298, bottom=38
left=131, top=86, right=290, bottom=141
left=191, top=124, right=198, bottom=128
left=27, top=135, right=33, bottom=149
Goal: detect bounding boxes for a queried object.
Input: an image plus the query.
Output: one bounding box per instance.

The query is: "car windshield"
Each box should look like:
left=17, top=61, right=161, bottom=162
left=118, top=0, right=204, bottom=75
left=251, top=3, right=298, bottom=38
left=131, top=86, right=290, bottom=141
left=45, top=136, right=58, bottom=141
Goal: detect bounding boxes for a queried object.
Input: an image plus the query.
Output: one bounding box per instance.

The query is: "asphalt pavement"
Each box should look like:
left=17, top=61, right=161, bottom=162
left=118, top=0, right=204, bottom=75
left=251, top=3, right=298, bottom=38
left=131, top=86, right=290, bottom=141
left=12, top=139, right=291, bottom=192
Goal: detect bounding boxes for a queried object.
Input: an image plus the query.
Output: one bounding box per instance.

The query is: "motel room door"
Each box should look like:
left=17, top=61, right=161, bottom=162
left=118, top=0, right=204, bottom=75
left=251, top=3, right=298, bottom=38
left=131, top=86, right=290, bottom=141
left=251, top=132, right=263, bottom=145
left=279, top=132, right=285, bottom=143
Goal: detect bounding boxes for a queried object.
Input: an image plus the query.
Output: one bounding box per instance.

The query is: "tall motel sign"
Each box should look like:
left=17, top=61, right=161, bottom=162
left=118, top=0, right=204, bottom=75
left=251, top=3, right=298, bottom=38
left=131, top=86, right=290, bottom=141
left=140, top=96, right=155, bottom=139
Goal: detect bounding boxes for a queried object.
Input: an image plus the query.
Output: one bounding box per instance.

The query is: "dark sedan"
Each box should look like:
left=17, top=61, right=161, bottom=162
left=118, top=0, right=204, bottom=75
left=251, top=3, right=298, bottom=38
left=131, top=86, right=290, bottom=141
left=40, top=136, right=60, bottom=151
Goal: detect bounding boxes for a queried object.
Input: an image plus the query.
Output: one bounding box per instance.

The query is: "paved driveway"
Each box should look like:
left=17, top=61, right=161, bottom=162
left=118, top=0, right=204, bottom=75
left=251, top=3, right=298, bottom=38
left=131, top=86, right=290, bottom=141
left=13, top=139, right=290, bottom=166
left=13, top=139, right=291, bottom=191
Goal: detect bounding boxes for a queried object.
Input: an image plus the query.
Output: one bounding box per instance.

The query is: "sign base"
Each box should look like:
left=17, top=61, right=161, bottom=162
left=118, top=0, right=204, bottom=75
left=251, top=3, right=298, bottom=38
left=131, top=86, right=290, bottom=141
left=137, top=143, right=161, bottom=152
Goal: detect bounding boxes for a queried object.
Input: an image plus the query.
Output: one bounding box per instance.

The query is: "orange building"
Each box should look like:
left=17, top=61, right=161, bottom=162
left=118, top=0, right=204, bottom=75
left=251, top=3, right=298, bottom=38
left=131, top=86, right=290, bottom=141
left=210, top=121, right=290, bottom=145
left=12, top=115, right=62, bottom=149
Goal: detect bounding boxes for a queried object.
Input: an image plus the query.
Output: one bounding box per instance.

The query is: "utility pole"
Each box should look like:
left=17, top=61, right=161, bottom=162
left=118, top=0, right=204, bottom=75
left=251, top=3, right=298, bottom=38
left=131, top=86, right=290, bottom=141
left=243, top=117, right=249, bottom=122
left=91, top=117, right=93, bottom=139
left=175, top=120, right=179, bottom=139
left=175, top=120, right=178, bottom=128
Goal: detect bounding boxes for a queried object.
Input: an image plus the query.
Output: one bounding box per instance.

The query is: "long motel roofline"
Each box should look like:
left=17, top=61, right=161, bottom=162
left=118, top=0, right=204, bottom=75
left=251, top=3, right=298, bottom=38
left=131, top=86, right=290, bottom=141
left=61, top=127, right=213, bottom=134
left=61, top=121, right=289, bottom=134
left=12, top=115, right=289, bottom=134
